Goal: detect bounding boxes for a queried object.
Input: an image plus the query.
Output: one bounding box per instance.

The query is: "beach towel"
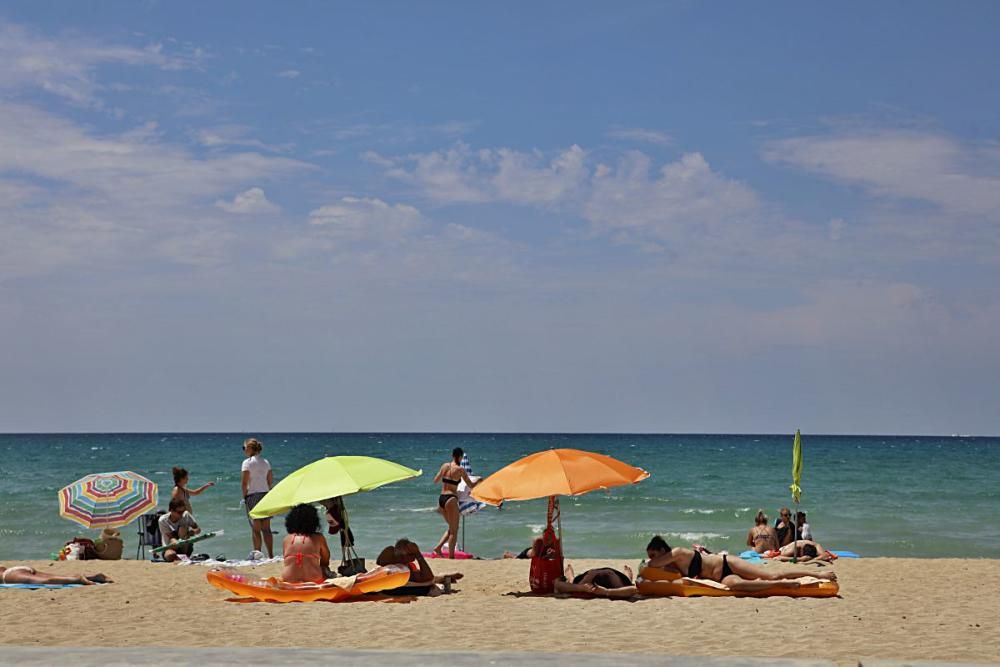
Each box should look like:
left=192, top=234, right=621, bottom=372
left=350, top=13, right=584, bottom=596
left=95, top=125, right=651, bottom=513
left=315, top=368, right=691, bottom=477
left=457, top=454, right=486, bottom=516
left=0, top=583, right=83, bottom=589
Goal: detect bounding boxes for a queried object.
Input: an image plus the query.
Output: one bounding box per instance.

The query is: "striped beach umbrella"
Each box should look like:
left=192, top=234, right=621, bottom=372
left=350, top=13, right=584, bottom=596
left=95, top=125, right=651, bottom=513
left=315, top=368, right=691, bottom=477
left=58, top=471, right=158, bottom=529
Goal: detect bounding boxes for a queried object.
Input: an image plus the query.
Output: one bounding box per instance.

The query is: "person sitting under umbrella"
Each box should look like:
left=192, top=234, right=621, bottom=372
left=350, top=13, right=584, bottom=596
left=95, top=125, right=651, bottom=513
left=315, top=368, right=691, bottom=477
left=554, top=563, right=637, bottom=599
left=159, top=498, right=201, bottom=562
left=645, top=536, right=837, bottom=591
left=1, top=565, right=111, bottom=585
left=375, top=538, right=463, bottom=596
left=282, top=504, right=331, bottom=584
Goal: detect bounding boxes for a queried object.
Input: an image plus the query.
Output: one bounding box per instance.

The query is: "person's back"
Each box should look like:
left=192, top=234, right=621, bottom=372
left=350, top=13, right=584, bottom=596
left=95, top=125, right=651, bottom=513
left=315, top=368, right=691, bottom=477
left=747, top=511, right=779, bottom=553
left=282, top=533, right=327, bottom=583
left=280, top=504, right=330, bottom=584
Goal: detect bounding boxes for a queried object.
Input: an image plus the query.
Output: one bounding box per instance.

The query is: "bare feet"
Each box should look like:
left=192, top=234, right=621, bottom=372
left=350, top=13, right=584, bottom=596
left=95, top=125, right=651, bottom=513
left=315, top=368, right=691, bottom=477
left=87, top=574, right=112, bottom=584
left=817, top=571, right=837, bottom=581
left=624, top=565, right=634, bottom=580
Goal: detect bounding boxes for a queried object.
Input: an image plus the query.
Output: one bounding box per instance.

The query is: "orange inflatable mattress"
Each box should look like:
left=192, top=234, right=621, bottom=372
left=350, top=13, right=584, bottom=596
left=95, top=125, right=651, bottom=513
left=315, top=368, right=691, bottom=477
left=207, top=564, right=411, bottom=602
left=637, top=566, right=839, bottom=598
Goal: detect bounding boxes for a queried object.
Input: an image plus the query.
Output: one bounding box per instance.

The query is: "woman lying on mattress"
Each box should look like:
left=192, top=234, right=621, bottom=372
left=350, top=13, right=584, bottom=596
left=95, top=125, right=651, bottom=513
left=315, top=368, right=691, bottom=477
left=767, top=540, right=835, bottom=562
left=553, top=564, right=638, bottom=599
left=645, top=536, right=836, bottom=592
left=0, top=565, right=112, bottom=585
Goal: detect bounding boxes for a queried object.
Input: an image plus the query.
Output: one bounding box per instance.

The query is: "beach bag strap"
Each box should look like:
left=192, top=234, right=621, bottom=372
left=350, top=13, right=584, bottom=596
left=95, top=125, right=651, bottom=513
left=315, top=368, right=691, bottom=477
left=337, top=509, right=366, bottom=575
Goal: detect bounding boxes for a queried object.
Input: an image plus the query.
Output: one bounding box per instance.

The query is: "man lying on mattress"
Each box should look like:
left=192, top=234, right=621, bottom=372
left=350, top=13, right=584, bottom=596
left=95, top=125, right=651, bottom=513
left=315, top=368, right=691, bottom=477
left=645, top=536, right=836, bottom=592
left=553, top=564, right=638, bottom=599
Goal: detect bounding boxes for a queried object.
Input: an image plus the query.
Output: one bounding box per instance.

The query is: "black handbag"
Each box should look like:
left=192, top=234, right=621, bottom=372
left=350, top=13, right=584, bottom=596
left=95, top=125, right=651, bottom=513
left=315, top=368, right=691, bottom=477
left=338, top=543, right=366, bottom=576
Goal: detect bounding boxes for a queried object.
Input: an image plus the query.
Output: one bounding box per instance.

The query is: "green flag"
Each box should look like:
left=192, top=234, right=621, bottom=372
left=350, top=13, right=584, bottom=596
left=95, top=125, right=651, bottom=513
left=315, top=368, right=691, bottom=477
left=790, top=429, right=803, bottom=503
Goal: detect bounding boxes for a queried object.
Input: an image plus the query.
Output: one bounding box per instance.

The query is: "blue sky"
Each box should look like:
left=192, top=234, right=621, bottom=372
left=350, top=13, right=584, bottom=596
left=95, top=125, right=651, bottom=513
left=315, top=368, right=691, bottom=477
left=2, top=2, right=999, bottom=434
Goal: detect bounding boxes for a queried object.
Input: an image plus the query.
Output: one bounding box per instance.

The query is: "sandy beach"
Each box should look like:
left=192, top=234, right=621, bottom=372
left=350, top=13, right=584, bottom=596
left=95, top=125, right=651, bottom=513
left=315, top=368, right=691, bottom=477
left=2, top=557, right=997, bottom=664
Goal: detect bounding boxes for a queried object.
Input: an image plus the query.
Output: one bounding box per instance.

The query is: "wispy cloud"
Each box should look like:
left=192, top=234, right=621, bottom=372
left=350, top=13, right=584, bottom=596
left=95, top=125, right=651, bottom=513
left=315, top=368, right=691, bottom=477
left=0, top=20, right=203, bottom=108
left=0, top=101, right=309, bottom=275
left=607, top=126, right=673, bottom=146
left=277, top=69, right=301, bottom=79
left=764, top=130, right=1000, bottom=216
left=308, top=196, right=422, bottom=243
left=195, top=125, right=294, bottom=153
left=378, top=143, right=588, bottom=204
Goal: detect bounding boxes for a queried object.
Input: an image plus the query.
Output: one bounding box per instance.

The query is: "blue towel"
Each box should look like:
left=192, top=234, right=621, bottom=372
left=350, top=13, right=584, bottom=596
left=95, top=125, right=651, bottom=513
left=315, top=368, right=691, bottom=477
left=831, top=550, right=861, bottom=558
left=0, top=583, right=83, bottom=589
left=740, top=548, right=861, bottom=560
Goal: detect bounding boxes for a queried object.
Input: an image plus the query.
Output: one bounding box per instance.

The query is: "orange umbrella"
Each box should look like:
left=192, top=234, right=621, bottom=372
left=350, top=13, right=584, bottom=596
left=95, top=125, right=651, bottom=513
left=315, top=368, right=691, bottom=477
left=472, top=448, right=650, bottom=504
left=472, top=448, right=649, bottom=594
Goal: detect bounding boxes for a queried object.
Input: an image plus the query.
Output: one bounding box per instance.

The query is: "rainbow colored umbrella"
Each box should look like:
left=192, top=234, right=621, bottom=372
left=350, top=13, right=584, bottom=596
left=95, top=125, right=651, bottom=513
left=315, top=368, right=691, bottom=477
left=58, top=471, right=158, bottom=529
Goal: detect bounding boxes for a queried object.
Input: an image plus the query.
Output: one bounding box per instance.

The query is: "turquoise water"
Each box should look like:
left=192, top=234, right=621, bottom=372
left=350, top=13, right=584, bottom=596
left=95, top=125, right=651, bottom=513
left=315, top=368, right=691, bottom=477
left=1, top=433, right=998, bottom=561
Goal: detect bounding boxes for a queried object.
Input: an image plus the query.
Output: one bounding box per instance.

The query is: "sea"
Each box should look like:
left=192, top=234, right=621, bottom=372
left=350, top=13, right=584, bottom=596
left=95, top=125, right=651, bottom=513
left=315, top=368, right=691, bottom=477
left=1, top=433, right=998, bottom=561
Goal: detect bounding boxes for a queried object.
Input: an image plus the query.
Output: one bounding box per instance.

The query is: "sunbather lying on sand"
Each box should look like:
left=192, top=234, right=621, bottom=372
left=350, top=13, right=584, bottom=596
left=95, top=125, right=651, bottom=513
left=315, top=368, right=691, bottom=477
left=767, top=540, right=835, bottom=562
left=645, top=536, right=836, bottom=592
left=376, top=538, right=463, bottom=597
left=554, top=564, right=637, bottom=599
left=1, top=565, right=112, bottom=585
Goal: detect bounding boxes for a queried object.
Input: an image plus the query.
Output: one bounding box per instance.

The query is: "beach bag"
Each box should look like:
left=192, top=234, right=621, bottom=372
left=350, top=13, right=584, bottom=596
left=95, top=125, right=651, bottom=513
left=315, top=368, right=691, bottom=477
left=338, top=544, right=366, bottom=576
left=94, top=528, right=124, bottom=560
left=65, top=537, right=99, bottom=560
left=529, top=526, right=564, bottom=594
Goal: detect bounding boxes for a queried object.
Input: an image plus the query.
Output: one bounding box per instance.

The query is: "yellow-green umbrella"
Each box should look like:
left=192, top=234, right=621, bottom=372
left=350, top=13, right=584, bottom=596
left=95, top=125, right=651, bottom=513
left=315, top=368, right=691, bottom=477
left=248, top=456, right=422, bottom=519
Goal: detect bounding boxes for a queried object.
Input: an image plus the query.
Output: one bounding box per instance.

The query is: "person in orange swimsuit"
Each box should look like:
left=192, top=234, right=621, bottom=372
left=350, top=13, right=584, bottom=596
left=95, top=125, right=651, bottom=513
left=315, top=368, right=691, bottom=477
left=281, top=504, right=331, bottom=583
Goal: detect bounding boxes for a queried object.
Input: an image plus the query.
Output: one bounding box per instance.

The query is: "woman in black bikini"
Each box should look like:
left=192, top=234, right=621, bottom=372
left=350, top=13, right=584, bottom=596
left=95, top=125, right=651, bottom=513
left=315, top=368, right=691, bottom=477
left=431, top=447, right=479, bottom=558
left=645, top=536, right=836, bottom=592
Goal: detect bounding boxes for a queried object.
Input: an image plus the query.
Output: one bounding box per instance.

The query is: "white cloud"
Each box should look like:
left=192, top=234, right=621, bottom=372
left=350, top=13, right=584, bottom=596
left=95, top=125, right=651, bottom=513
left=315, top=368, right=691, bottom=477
left=583, top=151, right=759, bottom=247
left=383, top=143, right=588, bottom=204
left=607, top=126, right=673, bottom=146
left=215, top=187, right=279, bottom=214
left=195, top=125, right=293, bottom=153
left=308, top=196, right=422, bottom=243
left=0, top=20, right=201, bottom=108
left=764, top=130, right=1000, bottom=216
left=0, top=101, right=310, bottom=275
left=277, top=69, right=301, bottom=79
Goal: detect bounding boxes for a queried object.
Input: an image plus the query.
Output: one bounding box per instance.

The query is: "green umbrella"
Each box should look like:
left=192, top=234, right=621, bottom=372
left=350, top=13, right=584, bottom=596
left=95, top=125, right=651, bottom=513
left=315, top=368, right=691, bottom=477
left=248, top=456, right=422, bottom=519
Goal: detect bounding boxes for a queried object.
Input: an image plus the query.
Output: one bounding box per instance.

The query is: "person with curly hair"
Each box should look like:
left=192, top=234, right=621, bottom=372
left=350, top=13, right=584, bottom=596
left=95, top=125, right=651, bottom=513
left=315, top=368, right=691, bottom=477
left=281, top=503, right=331, bottom=583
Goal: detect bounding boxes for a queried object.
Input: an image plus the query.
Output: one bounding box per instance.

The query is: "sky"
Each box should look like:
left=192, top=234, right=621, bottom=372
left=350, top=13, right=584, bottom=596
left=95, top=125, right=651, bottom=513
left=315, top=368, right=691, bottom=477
left=1, top=1, right=999, bottom=434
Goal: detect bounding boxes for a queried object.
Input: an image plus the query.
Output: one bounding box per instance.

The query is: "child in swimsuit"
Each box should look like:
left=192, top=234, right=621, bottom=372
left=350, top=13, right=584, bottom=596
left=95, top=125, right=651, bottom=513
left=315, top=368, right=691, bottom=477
left=281, top=504, right=331, bottom=583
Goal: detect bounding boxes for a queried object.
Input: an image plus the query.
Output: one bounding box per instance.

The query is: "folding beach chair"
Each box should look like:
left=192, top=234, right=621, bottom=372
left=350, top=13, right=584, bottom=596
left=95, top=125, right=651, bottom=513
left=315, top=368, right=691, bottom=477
left=136, top=511, right=166, bottom=560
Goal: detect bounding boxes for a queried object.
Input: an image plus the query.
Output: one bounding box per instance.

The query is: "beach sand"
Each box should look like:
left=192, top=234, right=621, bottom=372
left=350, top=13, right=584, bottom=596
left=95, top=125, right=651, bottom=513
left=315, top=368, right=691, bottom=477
left=2, top=557, right=997, bottom=664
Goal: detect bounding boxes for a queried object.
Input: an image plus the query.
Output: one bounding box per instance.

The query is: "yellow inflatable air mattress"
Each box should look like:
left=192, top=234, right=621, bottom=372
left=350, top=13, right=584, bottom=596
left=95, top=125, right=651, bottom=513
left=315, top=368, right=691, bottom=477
left=207, top=564, right=411, bottom=602
left=637, top=566, right=839, bottom=598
